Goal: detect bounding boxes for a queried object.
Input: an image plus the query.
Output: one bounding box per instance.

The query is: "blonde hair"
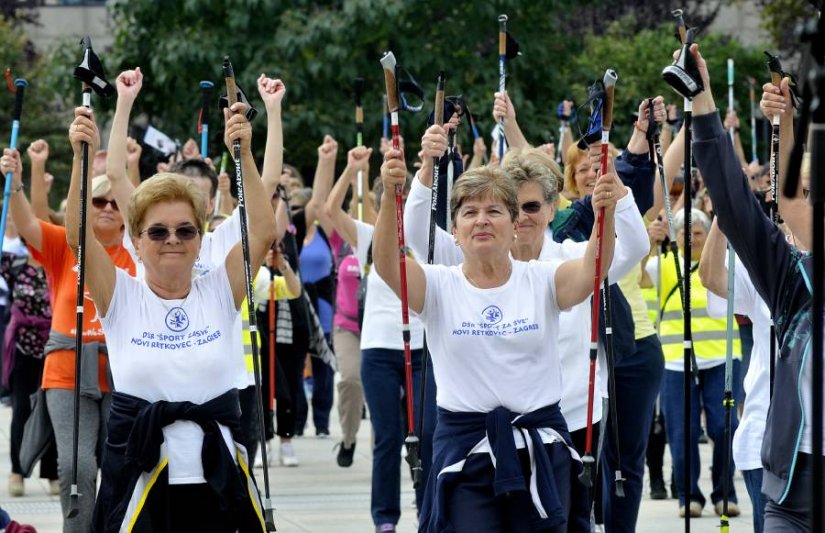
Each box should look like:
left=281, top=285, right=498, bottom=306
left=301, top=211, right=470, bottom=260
left=502, top=147, right=561, bottom=203
left=92, top=175, right=112, bottom=198
left=128, top=173, right=207, bottom=239
left=450, top=166, right=518, bottom=226
left=563, top=142, right=619, bottom=199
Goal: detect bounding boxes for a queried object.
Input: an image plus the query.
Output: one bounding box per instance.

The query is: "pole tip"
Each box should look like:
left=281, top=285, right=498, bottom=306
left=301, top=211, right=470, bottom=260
left=498, top=14, right=508, bottom=22
left=200, top=80, right=214, bottom=89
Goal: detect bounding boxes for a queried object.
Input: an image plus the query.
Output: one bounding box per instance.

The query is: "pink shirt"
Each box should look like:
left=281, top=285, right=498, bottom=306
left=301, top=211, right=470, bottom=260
left=331, top=232, right=361, bottom=335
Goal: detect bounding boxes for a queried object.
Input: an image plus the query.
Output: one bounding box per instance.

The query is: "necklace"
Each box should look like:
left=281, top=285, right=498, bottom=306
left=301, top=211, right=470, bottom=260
left=462, top=261, right=512, bottom=288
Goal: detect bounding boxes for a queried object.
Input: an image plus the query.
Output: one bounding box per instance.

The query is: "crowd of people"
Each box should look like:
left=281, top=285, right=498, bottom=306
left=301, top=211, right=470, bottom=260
left=0, top=36, right=816, bottom=533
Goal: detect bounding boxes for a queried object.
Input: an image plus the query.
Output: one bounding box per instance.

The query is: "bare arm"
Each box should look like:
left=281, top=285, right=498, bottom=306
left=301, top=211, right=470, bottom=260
left=223, top=103, right=278, bottom=309
left=630, top=96, right=666, bottom=220
left=305, top=135, right=337, bottom=236
left=493, top=91, right=529, bottom=151
left=106, top=69, right=143, bottom=229
left=324, top=146, right=371, bottom=248
left=373, top=149, right=427, bottom=313
left=65, top=107, right=117, bottom=316
left=554, top=171, right=619, bottom=309
left=26, top=140, right=51, bottom=221
left=698, top=218, right=729, bottom=298
left=3, top=149, right=42, bottom=251
left=257, top=75, right=285, bottom=202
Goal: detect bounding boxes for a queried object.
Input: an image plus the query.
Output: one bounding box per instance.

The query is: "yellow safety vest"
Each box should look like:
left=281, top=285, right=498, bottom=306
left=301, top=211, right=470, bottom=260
left=658, top=254, right=739, bottom=365
left=242, top=275, right=294, bottom=375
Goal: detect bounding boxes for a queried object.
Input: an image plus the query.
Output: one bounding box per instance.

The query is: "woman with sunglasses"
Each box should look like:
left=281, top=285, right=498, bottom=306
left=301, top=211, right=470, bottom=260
left=1, top=144, right=133, bottom=531
left=62, top=99, right=276, bottom=530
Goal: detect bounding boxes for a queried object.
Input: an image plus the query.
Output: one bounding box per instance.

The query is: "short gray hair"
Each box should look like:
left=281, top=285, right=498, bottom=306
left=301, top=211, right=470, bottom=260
left=502, top=147, right=560, bottom=203
left=450, top=166, right=519, bottom=226
left=673, top=208, right=711, bottom=234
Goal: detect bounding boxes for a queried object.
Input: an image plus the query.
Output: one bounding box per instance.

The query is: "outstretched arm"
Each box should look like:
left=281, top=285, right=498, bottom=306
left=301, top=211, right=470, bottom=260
left=555, top=171, right=620, bottom=310
left=223, top=102, right=278, bottom=309
left=324, top=146, right=371, bottom=248
left=257, top=75, right=286, bottom=204
left=492, top=91, right=529, bottom=151
left=26, top=139, right=51, bottom=221
left=4, top=149, right=42, bottom=251
left=106, top=68, right=143, bottom=229
left=698, top=218, right=729, bottom=298
left=306, top=135, right=337, bottom=235
left=373, top=149, right=427, bottom=313
left=65, top=107, right=117, bottom=316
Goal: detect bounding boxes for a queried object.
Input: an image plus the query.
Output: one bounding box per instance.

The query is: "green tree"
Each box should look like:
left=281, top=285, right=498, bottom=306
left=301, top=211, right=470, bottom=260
left=566, top=16, right=768, bottom=160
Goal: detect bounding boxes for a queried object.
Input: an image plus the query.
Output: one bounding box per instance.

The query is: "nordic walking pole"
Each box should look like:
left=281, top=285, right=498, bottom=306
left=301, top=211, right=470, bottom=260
left=68, top=35, right=114, bottom=519
left=580, top=68, right=617, bottom=489
left=466, top=109, right=488, bottom=165
left=223, top=56, right=277, bottom=532
left=0, top=73, right=27, bottom=254
left=720, top=57, right=737, bottom=533
left=748, top=77, right=758, bottom=162
left=765, top=51, right=784, bottom=399
left=354, top=78, right=365, bottom=222
left=199, top=80, right=214, bottom=158
left=269, top=264, right=276, bottom=413
left=556, top=100, right=571, bottom=165
left=416, top=71, right=445, bottom=461
left=603, top=272, right=626, bottom=497
left=497, top=14, right=508, bottom=162
left=214, top=151, right=228, bottom=217
left=380, top=51, right=422, bottom=485
left=661, top=10, right=703, bottom=532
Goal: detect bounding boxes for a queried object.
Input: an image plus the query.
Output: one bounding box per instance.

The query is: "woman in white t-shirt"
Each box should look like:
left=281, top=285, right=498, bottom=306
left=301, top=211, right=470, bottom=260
left=64, top=102, right=275, bottom=531
left=374, top=149, right=621, bottom=532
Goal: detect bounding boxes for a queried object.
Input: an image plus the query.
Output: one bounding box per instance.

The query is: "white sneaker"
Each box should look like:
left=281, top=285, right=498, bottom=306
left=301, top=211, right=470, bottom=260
left=253, top=441, right=272, bottom=469
left=280, top=442, right=299, bottom=467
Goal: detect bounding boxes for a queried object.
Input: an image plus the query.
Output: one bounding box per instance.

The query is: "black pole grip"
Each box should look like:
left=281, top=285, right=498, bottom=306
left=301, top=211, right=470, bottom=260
left=12, top=83, right=26, bottom=122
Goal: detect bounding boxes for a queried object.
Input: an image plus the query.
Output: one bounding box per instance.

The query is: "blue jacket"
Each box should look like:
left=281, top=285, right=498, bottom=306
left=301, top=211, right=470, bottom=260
left=693, top=111, right=813, bottom=503
left=551, top=151, right=656, bottom=358
left=418, top=403, right=587, bottom=532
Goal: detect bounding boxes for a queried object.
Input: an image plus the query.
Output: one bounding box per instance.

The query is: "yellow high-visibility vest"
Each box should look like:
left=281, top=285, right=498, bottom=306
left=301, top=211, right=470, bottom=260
left=658, top=254, right=739, bottom=366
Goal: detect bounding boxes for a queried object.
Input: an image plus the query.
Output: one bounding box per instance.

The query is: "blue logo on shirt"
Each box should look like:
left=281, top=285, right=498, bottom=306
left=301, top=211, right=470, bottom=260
left=482, top=305, right=503, bottom=325
left=165, top=307, right=190, bottom=332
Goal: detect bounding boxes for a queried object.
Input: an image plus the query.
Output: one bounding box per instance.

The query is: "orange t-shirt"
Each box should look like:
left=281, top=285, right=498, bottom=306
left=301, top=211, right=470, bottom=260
left=29, top=221, right=135, bottom=390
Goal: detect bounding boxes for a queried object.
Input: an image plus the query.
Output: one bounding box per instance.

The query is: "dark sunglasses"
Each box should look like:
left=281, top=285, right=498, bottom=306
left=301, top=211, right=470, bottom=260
left=520, top=201, right=543, bottom=214
left=91, top=198, right=118, bottom=211
left=140, top=224, right=201, bottom=242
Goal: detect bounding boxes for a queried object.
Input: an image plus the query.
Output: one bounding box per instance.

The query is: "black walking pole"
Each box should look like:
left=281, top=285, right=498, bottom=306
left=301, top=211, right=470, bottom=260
left=68, top=36, right=114, bottom=519
left=0, top=72, right=27, bottom=254
left=765, top=51, right=784, bottom=399
left=223, top=56, right=277, bottom=532
left=416, top=71, right=445, bottom=466
left=602, top=275, right=626, bottom=497
left=662, top=9, right=703, bottom=532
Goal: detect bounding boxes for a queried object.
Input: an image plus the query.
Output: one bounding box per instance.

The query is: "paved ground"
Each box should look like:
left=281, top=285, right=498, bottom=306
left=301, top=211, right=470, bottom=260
left=0, top=398, right=755, bottom=532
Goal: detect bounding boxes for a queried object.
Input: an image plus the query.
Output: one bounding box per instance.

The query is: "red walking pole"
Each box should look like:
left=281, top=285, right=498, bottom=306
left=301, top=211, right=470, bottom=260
left=379, top=50, right=422, bottom=485
left=579, top=68, right=617, bottom=488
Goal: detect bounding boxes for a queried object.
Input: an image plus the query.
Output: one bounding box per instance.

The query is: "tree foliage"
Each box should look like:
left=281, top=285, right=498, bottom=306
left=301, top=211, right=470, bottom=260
left=568, top=17, right=769, bottom=157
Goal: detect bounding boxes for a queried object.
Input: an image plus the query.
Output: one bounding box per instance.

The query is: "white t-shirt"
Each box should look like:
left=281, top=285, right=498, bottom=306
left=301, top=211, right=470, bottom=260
left=403, top=177, right=650, bottom=429
left=354, top=220, right=425, bottom=351
left=100, top=265, right=239, bottom=484
left=418, top=259, right=565, bottom=413
left=126, top=209, right=251, bottom=387
left=707, top=254, right=773, bottom=470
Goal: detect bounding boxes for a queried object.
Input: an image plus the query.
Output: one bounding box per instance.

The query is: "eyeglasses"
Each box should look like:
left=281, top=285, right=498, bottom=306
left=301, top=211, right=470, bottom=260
left=140, top=224, right=201, bottom=242
left=91, top=198, right=118, bottom=211
left=520, top=201, right=543, bottom=214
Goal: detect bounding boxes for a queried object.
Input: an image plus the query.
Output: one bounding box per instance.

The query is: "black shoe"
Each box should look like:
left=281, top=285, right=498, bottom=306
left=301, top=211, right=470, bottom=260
left=650, top=477, right=667, bottom=500
left=316, top=428, right=330, bottom=438
left=698, top=428, right=709, bottom=444
left=336, top=441, right=355, bottom=467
